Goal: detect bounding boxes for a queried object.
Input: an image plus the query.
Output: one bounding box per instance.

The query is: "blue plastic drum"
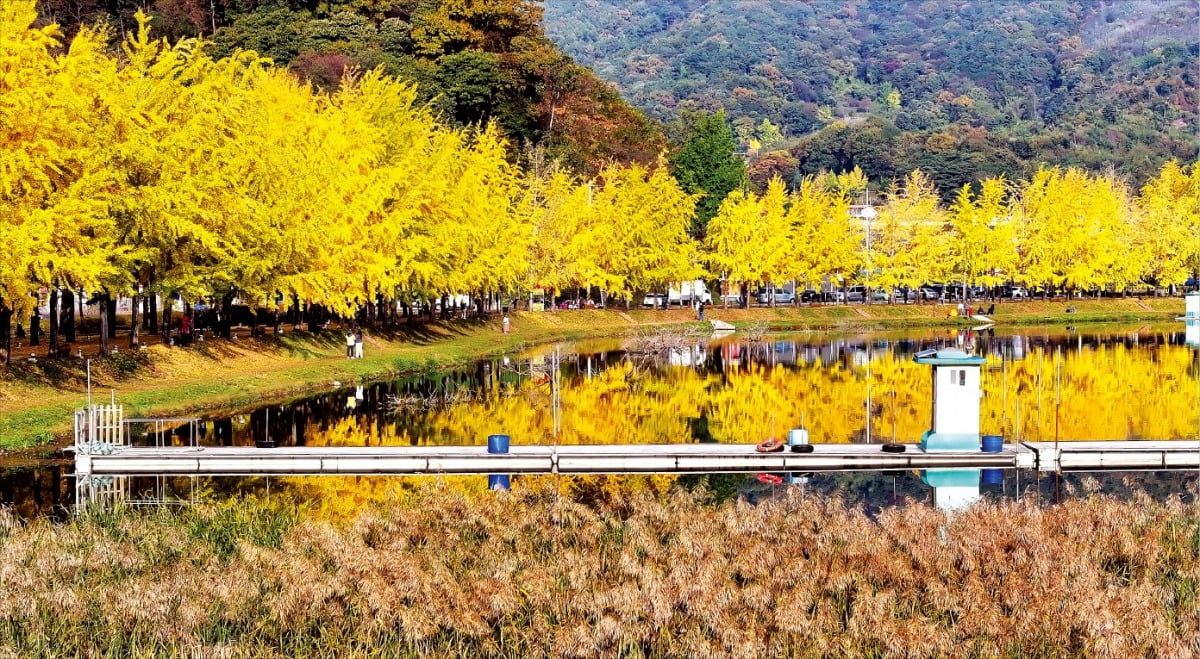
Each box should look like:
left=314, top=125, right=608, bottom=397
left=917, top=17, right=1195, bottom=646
left=488, top=433, right=511, bottom=454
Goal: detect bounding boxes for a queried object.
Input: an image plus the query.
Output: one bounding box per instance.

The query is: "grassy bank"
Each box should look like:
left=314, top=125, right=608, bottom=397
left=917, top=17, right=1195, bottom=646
left=0, top=298, right=1184, bottom=452
left=1, top=484, right=1196, bottom=657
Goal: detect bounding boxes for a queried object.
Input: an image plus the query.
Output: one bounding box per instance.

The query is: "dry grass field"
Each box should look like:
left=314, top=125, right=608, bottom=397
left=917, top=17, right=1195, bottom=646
left=1, top=482, right=1196, bottom=657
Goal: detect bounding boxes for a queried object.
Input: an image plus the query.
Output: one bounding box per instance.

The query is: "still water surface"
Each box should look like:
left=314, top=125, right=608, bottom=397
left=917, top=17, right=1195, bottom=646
left=3, top=323, right=1198, bottom=519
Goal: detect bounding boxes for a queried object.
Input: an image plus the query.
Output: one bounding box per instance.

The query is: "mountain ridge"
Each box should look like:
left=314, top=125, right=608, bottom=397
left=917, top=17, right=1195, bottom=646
left=543, top=0, right=1199, bottom=187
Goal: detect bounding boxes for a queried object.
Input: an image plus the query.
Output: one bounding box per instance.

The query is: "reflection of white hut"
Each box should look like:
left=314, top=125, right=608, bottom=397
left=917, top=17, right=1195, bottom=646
left=667, top=345, right=705, bottom=367
left=921, top=469, right=981, bottom=512
left=914, top=349, right=986, bottom=451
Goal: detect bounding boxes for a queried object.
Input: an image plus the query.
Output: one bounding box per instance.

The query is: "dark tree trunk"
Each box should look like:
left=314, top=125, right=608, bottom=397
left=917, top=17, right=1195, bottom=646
left=0, top=300, right=11, bottom=365
left=308, top=303, right=321, bottom=333
left=130, top=293, right=139, bottom=349
left=272, top=309, right=281, bottom=334
left=141, top=295, right=150, bottom=330
left=61, top=287, right=75, bottom=343
left=217, top=291, right=234, bottom=339
left=162, top=295, right=173, bottom=344
left=29, top=311, right=40, bottom=346
left=48, top=288, right=59, bottom=356
left=148, top=293, right=158, bottom=334
left=106, top=297, right=117, bottom=338
left=98, top=292, right=110, bottom=355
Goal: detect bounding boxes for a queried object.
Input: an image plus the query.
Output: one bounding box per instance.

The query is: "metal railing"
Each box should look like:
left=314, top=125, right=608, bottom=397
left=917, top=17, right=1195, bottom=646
left=123, top=418, right=200, bottom=448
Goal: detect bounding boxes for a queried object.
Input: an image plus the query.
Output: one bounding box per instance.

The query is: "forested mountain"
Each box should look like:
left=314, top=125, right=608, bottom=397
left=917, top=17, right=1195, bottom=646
left=33, top=0, right=664, bottom=174
left=543, top=0, right=1199, bottom=190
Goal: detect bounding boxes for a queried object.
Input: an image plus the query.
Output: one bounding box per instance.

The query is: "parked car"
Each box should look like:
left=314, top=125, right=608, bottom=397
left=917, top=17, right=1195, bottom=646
left=820, top=290, right=845, bottom=303
left=799, top=290, right=821, bottom=303
left=720, top=292, right=744, bottom=306
left=756, top=289, right=796, bottom=305
left=1000, top=285, right=1028, bottom=299
left=845, top=285, right=867, bottom=302
left=642, top=293, right=667, bottom=308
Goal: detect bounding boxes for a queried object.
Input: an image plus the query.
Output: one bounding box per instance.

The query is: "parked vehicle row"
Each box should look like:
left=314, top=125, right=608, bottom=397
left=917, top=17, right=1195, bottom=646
left=637, top=281, right=1042, bottom=308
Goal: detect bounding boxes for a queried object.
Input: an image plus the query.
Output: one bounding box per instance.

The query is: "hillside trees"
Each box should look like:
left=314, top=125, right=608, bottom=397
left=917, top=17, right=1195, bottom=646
left=543, top=0, right=1198, bottom=187
left=44, top=0, right=668, bottom=176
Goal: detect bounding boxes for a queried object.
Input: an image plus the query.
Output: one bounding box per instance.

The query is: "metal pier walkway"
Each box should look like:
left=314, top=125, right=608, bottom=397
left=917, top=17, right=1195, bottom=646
left=72, top=441, right=1200, bottom=476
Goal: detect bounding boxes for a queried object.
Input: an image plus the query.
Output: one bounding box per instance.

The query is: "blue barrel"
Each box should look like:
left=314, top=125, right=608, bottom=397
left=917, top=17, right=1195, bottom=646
left=487, top=434, right=511, bottom=491
left=981, top=468, right=1004, bottom=485
left=487, top=434, right=510, bottom=454
left=981, top=434, right=1003, bottom=453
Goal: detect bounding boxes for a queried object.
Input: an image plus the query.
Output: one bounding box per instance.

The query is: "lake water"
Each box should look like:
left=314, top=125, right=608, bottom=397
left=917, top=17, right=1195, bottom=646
left=3, top=323, right=1198, bottom=519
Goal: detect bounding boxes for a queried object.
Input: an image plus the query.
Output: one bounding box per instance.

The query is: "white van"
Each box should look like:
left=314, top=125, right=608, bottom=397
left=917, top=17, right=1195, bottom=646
left=668, top=280, right=712, bottom=305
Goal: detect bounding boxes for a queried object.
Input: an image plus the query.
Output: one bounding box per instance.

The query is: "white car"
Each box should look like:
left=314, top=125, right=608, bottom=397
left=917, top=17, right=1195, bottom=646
left=642, top=293, right=667, bottom=307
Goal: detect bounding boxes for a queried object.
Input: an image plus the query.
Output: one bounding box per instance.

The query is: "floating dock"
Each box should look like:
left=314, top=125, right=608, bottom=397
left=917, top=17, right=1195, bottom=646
left=71, top=440, right=1200, bottom=476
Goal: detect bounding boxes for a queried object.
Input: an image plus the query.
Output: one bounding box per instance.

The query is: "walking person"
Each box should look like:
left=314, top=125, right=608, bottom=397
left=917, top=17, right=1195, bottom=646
left=354, top=329, right=364, bottom=359
left=345, top=329, right=355, bottom=358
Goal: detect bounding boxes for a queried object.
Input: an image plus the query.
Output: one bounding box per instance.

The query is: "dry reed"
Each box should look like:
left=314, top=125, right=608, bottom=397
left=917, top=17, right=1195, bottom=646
left=0, top=483, right=1196, bottom=658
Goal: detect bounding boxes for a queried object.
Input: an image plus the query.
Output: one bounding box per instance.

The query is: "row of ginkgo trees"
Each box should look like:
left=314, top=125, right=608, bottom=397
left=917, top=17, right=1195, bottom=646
left=704, top=162, right=1198, bottom=305
left=0, top=3, right=697, bottom=359
left=2, top=1, right=1197, bottom=363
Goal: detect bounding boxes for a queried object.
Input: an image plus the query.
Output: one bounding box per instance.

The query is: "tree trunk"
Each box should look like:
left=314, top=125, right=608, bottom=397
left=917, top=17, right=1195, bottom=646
left=218, top=291, right=234, bottom=338
left=148, top=293, right=158, bottom=334
left=106, top=297, right=117, bottom=338
left=98, top=292, right=110, bottom=355
left=162, top=295, right=173, bottom=344
left=308, top=303, right=321, bottom=333
left=130, top=293, right=139, bottom=349
left=61, top=287, right=75, bottom=343
left=48, top=288, right=59, bottom=357
left=0, top=300, right=11, bottom=365
left=29, top=311, right=40, bottom=346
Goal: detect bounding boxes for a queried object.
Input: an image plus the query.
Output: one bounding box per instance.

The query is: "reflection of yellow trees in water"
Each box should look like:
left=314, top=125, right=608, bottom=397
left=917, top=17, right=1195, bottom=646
left=304, top=344, right=1198, bottom=450
left=288, top=343, right=1196, bottom=516
left=985, top=345, right=1198, bottom=441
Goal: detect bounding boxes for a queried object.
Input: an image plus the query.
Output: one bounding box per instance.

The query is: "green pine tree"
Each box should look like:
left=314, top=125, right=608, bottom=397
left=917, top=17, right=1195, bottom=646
left=669, top=110, right=746, bottom=238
